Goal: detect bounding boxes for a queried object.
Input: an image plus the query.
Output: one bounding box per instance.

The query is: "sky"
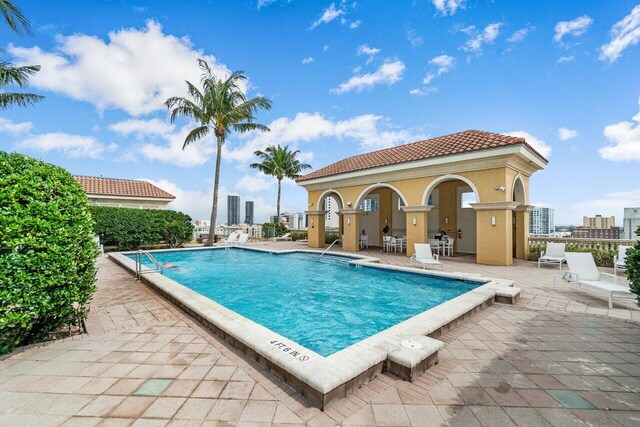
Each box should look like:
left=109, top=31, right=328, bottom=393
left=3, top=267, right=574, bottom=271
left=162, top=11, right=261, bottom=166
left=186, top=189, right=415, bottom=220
left=1, top=0, right=640, bottom=226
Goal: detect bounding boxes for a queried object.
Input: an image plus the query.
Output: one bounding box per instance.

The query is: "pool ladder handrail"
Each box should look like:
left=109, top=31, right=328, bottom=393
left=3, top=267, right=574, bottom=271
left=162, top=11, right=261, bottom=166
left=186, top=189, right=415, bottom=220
left=135, top=250, right=163, bottom=280
left=319, top=238, right=341, bottom=258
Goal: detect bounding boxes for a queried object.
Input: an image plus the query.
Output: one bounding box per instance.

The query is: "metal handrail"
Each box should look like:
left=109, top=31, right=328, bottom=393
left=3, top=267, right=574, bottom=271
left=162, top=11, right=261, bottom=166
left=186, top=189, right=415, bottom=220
left=135, top=250, right=163, bottom=280
left=319, top=239, right=341, bottom=258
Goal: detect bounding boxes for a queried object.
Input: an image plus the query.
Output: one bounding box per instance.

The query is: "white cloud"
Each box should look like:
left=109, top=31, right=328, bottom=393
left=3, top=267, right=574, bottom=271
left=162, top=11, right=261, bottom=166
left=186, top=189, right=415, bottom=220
left=558, top=127, right=578, bottom=141
left=432, top=0, right=465, bottom=16
left=571, top=189, right=640, bottom=222
left=409, top=87, right=438, bottom=96
left=507, top=25, right=533, bottom=43
left=600, top=98, right=640, bottom=161
left=504, top=130, right=552, bottom=158
left=553, top=15, right=593, bottom=43
left=599, top=4, right=640, bottom=63
left=357, top=44, right=381, bottom=56
left=461, top=23, right=503, bottom=54
left=17, top=132, right=114, bottom=158
left=406, top=26, right=423, bottom=47
left=224, top=112, right=421, bottom=163
left=235, top=173, right=274, bottom=193
left=8, top=21, right=235, bottom=115
left=557, top=55, right=575, bottom=63
left=109, top=118, right=174, bottom=137
left=430, top=54, right=455, bottom=75
left=331, top=60, right=405, bottom=94
left=0, top=117, right=33, bottom=134
left=350, top=20, right=362, bottom=29
left=323, top=44, right=330, bottom=52
left=257, top=0, right=276, bottom=8
left=301, top=57, right=315, bottom=64
left=310, top=3, right=345, bottom=29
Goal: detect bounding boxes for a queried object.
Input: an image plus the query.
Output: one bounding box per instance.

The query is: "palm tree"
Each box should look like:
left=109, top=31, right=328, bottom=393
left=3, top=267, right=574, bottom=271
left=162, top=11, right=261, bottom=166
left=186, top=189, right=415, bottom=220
left=0, top=0, right=43, bottom=110
left=250, top=145, right=311, bottom=221
left=165, top=59, right=272, bottom=246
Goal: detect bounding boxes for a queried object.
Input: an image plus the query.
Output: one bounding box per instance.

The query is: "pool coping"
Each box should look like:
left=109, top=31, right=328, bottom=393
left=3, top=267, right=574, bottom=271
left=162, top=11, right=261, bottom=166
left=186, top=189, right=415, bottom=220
left=109, top=245, right=519, bottom=409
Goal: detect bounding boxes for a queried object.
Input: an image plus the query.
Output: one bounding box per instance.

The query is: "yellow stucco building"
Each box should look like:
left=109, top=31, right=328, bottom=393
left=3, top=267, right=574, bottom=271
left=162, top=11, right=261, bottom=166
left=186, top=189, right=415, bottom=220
left=296, top=130, right=547, bottom=266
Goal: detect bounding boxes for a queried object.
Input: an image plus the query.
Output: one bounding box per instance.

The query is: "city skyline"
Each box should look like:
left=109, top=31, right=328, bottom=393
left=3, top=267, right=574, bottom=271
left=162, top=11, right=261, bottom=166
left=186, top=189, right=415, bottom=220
left=1, top=1, right=639, bottom=224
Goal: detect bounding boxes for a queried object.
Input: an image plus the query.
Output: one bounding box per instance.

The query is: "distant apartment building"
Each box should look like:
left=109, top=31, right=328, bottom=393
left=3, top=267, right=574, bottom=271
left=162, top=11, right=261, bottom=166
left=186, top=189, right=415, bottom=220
left=245, top=201, right=254, bottom=225
left=573, top=227, right=621, bottom=239
left=193, top=220, right=210, bottom=240
left=623, top=207, right=640, bottom=240
left=271, top=212, right=305, bottom=229
left=583, top=214, right=615, bottom=229
left=218, top=224, right=262, bottom=238
left=529, top=207, right=555, bottom=236
left=324, top=195, right=339, bottom=229
left=227, top=195, right=240, bottom=225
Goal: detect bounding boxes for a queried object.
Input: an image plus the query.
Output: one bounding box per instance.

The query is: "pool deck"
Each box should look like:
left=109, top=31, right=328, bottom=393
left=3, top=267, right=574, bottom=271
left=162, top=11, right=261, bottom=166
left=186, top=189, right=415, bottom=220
left=1, top=242, right=639, bottom=426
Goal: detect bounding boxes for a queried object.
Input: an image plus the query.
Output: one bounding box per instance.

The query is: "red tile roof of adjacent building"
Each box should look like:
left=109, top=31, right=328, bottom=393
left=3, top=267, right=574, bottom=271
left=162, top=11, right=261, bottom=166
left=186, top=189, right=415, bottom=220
left=297, top=129, right=547, bottom=182
left=74, top=176, right=176, bottom=199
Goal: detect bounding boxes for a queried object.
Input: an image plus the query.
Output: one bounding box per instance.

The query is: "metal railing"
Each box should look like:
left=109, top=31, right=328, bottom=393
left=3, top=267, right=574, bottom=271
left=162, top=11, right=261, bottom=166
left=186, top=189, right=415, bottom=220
left=319, top=239, right=341, bottom=258
left=135, top=250, right=163, bottom=280
left=528, top=236, right=636, bottom=252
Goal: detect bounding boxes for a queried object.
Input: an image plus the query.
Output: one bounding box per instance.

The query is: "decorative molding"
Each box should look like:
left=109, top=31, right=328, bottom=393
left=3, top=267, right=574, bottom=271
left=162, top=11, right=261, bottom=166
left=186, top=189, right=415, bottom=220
left=514, top=204, right=534, bottom=213
left=338, top=208, right=364, bottom=215
left=304, top=210, right=328, bottom=215
left=401, top=205, right=434, bottom=213
left=469, top=202, right=521, bottom=211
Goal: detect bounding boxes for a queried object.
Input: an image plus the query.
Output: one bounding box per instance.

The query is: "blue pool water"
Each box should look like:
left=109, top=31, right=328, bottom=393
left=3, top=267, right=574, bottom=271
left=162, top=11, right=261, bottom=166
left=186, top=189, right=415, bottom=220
left=131, top=248, right=483, bottom=356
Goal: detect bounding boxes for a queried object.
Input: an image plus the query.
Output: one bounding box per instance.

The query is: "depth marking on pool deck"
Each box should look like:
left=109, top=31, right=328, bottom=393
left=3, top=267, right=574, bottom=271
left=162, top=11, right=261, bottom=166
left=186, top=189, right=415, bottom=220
left=269, top=339, right=311, bottom=362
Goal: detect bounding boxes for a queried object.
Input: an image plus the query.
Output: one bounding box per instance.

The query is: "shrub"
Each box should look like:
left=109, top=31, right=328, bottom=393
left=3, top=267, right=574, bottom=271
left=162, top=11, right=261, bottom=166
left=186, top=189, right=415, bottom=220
left=325, top=233, right=340, bottom=244
left=262, top=222, right=288, bottom=238
left=290, top=231, right=308, bottom=241
left=90, top=206, right=193, bottom=250
left=626, top=227, right=640, bottom=306
left=0, top=152, right=98, bottom=354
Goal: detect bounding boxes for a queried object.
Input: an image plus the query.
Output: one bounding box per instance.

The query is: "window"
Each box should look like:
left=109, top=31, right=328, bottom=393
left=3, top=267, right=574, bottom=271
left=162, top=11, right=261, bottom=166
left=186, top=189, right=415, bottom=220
left=461, top=192, right=476, bottom=208
left=397, top=197, right=406, bottom=210
left=360, top=198, right=378, bottom=212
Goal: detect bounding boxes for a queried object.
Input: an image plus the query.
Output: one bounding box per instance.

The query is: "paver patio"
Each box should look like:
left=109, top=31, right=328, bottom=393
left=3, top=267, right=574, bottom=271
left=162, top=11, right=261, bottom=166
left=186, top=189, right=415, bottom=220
left=1, top=243, right=639, bottom=426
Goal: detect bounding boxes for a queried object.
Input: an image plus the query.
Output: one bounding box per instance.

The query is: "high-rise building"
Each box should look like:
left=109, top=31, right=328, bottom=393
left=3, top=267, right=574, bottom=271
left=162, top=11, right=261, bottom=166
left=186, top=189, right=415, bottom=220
left=227, top=195, right=240, bottom=225
left=623, top=207, right=640, bottom=240
left=529, top=207, right=555, bottom=236
left=245, top=201, right=254, bottom=225
left=583, top=214, right=615, bottom=229
left=324, top=196, right=339, bottom=228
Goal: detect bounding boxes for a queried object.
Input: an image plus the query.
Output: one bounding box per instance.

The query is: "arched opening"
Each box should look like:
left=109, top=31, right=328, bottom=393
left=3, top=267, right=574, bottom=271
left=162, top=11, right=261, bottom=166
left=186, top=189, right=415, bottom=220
left=422, top=175, right=480, bottom=256
left=512, top=175, right=526, bottom=258
left=354, top=184, right=409, bottom=248
left=318, top=189, right=344, bottom=234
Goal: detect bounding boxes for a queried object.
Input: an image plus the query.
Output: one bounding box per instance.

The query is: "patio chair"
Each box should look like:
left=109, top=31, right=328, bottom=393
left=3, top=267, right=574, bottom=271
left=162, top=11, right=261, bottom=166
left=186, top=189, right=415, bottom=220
left=272, top=232, right=292, bottom=242
left=538, top=242, right=566, bottom=269
left=614, top=245, right=631, bottom=275
left=554, top=252, right=632, bottom=309
left=222, top=232, right=240, bottom=245
left=359, top=234, right=369, bottom=249
left=411, top=243, right=444, bottom=270
left=383, top=236, right=400, bottom=253
left=442, top=236, right=454, bottom=256
left=235, top=233, right=250, bottom=244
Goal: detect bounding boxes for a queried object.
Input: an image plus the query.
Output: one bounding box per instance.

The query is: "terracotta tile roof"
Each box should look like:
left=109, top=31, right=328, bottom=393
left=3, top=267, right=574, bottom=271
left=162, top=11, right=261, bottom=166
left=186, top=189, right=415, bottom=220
left=74, top=176, right=175, bottom=199
left=297, top=129, right=547, bottom=182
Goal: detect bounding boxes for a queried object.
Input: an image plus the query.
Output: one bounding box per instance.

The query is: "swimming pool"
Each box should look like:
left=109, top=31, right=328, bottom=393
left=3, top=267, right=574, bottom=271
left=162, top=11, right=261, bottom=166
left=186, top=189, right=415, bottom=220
left=131, top=248, right=483, bottom=356
left=113, top=246, right=517, bottom=409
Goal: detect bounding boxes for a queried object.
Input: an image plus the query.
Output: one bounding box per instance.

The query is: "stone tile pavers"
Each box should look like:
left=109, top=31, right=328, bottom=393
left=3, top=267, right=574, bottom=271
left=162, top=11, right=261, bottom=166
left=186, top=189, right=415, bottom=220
left=0, top=252, right=639, bottom=426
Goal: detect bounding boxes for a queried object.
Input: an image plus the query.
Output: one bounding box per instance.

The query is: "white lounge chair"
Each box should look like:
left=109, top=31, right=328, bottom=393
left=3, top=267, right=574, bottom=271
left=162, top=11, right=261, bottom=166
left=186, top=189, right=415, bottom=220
left=614, top=245, right=631, bottom=275
left=222, top=232, right=240, bottom=245
left=272, top=232, right=292, bottom=242
left=411, top=244, right=444, bottom=270
left=538, top=242, right=566, bottom=269
left=554, top=252, right=633, bottom=309
left=235, top=233, right=250, bottom=244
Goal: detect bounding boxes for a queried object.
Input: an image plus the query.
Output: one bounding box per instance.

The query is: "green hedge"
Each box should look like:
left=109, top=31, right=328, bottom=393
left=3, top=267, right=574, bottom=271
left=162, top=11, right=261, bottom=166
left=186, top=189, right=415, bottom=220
left=0, top=152, right=98, bottom=354
left=627, top=227, right=640, bottom=306
left=90, top=206, right=193, bottom=250
left=290, top=231, right=308, bottom=241
left=527, top=243, right=616, bottom=267
left=326, top=233, right=340, bottom=244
